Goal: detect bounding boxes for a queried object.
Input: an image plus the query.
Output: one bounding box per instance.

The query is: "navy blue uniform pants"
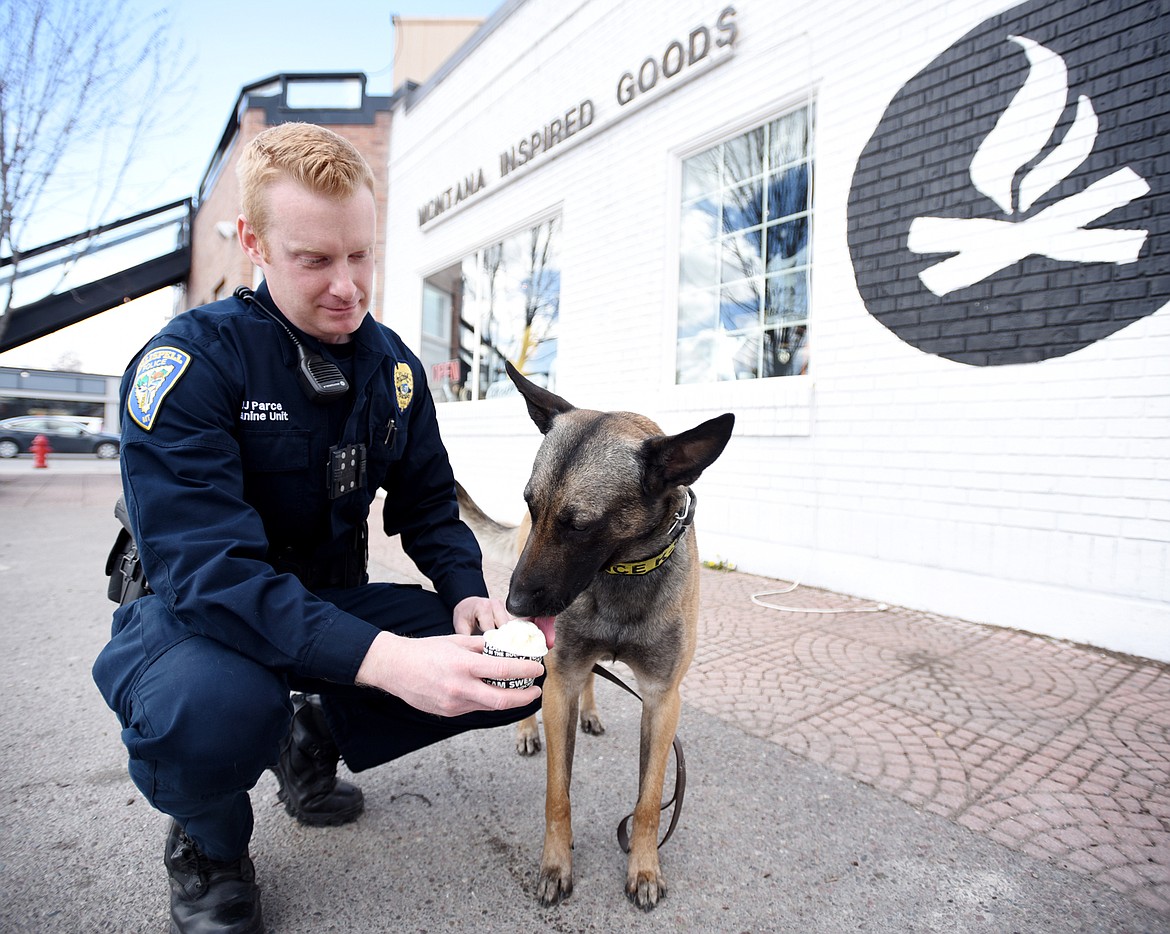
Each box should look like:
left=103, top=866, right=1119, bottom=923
left=93, top=583, right=541, bottom=862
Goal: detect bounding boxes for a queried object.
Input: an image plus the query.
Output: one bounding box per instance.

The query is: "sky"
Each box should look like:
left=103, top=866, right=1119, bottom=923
left=0, top=0, right=502, bottom=376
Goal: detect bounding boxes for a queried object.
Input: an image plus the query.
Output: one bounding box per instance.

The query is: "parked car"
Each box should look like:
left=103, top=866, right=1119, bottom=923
left=0, top=416, right=120, bottom=459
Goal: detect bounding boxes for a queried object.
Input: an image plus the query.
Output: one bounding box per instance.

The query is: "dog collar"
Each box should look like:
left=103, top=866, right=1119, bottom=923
left=605, top=489, right=695, bottom=576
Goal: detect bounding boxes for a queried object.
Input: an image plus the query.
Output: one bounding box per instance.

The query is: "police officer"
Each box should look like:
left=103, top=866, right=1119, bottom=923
left=92, top=123, right=549, bottom=934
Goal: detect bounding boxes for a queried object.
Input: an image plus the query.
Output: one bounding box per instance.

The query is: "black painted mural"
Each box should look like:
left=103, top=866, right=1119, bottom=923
left=847, top=0, right=1169, bottom=366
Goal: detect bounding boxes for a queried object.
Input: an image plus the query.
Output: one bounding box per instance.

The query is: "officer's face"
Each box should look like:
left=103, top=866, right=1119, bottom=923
left=238, top=178, right=377, bottom=344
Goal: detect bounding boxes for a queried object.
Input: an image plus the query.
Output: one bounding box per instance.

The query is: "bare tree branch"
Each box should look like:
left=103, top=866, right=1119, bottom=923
left=0, top=0, right=189, bottom=342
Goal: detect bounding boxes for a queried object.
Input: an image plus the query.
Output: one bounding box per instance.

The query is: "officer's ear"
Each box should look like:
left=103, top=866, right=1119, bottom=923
left=237, top=215, right=268, bottom=264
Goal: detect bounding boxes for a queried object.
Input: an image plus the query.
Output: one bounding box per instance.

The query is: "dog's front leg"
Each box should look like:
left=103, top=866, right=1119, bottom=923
left=537, top=661, right=581, bottom=906
left=625, top=684, right=681, bottom=910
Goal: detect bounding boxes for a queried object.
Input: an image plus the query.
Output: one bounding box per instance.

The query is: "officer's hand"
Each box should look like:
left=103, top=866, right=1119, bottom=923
left=452, top=595, right=510, bottom=635
left=354, top=631, right=542, bottom=717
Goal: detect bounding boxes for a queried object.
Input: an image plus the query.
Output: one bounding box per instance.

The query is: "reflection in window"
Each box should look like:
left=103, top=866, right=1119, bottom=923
left=677, top=105, right=813, bottom=383
left=421, top=218, right=560, bottom=402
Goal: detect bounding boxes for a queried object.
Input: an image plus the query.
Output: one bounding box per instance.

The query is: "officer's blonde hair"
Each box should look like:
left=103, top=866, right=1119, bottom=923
left=237, top=122, right=376, bottom=242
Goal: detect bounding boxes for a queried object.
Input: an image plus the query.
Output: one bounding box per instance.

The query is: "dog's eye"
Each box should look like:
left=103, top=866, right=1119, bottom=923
left=558, top=513, right=594, bottom=534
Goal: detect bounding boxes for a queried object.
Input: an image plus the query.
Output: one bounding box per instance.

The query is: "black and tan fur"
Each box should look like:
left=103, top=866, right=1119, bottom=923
left=459, top=362, right=734, bottom=910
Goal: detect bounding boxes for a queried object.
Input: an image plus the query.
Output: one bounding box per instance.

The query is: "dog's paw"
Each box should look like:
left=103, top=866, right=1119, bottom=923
left=579, top=709, right=605, bottom=735
left=514, top=721, right=542, bottom=756
left=626, top=868, right=667, bottom=911
left=537, top=865, right=573, bottom=907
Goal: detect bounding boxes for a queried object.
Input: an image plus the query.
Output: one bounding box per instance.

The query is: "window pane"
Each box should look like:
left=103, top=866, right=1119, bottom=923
left=720, top=229, right=764, bottom=282
left=478, top=240, right=522, bottom=397
left=421, top=266, right=466, bottom=402
left=763, top=324, right=809, bottom=377
left=769, top=109, right=809, bottom=169
left=731, top=332, right=761, bottom=380
left=765, top=269, right=809, bottom=326
left=765, top=217, right=809, bottom=273
left=722, top=179, right=765, bottom=233
left=680, top=240, right=718, bottom=288
left=422, top=283, right=452, bottom=340
left=681, top=199, right=719, bottom=245
left=678, top=286, right=718, bottom=338
left=459, top=255, right=481, bottom=395
left=720, top=279, right=761, bottom=332
left=767, top=163, right=808, bottom=221
left=723, top=127, right=765, bottom=184
left=521, top=225, right=561, bottom=387
left=677, top=329, right=740, bottom=383
left=682, top=148, right=721, bottom=200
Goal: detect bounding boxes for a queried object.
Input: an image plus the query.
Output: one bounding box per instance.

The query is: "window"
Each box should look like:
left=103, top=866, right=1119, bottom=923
left=676, top=105, right=813, bottom=383
left=284, top=77, right=364, bottom=110
left=421, top=218, right=560, bottom=402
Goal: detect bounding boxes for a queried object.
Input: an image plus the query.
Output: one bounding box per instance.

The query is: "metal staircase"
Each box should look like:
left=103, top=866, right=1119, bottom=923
left=0, top=199, right=192, bottom=353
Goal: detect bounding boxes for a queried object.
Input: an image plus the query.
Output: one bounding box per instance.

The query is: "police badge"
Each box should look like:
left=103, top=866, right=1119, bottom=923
left=128, top=346, right=191, bottom=430
left=394, top=362, right=413, bottom=411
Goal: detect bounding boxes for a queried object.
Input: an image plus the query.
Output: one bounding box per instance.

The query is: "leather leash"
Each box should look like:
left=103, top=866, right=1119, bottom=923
left=590, top=663, right=687, bottom=853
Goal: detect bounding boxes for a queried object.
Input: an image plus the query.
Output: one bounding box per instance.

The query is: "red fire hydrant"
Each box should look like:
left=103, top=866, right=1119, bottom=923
left=31, top=434, right=51, bottom=469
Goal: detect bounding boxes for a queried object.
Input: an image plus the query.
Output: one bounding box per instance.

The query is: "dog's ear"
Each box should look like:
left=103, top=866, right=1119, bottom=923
left=506, top=360, right=575, bottom=434
left=642, top=412, right=735, bottom=494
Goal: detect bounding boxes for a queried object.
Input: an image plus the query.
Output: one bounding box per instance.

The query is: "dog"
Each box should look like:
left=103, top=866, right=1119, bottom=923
left=459, top=362, right=734, bottom=910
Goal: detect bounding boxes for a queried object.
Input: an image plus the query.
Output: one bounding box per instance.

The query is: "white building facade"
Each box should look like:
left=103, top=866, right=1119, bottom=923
left=381, top=0, right=1170, bottom=662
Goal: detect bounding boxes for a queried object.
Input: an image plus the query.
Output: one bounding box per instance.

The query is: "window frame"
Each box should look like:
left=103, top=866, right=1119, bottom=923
left=670, top=97, right=816, bottom=388
left=661, top=93, right=817, bottom=437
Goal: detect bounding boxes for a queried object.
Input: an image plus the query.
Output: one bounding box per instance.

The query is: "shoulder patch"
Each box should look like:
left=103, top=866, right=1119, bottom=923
left=394, top=361, right=414, bottom=411
left=128, top=346, right=191, bottom=430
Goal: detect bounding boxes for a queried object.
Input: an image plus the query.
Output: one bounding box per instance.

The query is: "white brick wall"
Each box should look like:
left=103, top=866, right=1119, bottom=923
left=384, top=0, right=1170, bottom=661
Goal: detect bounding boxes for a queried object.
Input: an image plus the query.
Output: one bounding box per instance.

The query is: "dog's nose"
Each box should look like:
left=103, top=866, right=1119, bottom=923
left=506, top=589, right=542, bottom=618
left=506, top=580, right=548, bottom=618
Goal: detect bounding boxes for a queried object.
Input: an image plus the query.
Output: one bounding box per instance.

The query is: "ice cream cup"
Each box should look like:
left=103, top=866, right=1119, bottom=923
left=482, top=619, right=549, bottom=689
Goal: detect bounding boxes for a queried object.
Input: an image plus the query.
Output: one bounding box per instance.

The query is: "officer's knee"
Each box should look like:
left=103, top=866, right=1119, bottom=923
left=182, top=671, right=290, bottom=765
left=132, top=644, right=291, bottom=788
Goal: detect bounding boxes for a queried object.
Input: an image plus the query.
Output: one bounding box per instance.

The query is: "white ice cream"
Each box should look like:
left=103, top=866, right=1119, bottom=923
left=483, top=619, right=549, bottom=658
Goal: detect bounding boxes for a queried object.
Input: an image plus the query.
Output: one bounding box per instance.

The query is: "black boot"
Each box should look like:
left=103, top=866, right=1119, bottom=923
left=272, top=693, right=364, bottom=826
left=165, top=820, right=264, bottom=934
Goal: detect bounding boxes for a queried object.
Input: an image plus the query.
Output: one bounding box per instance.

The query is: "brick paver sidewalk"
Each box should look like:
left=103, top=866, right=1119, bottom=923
left=686, top=566, right=1170, bottom=916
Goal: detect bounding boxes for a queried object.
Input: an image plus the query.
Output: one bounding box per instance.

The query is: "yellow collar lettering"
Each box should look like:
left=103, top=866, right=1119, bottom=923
left=605, top=536, right=680, bottom=576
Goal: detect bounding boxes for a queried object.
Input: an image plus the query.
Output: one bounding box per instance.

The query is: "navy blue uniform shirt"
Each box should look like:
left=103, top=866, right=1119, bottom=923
left=112, top=282, right=487, bottom=686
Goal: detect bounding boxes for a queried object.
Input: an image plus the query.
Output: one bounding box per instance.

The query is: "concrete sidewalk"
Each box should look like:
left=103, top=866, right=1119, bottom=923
left=0, top=467, right=1166, bottom=933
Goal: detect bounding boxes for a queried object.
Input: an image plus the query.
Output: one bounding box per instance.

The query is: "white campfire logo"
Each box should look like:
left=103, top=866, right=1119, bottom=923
left=907, top=35, right=1151, bottom=296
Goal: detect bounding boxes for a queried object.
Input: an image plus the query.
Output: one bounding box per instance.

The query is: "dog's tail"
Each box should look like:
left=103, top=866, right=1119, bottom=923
left=455, top=481, right=522, bottom=567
